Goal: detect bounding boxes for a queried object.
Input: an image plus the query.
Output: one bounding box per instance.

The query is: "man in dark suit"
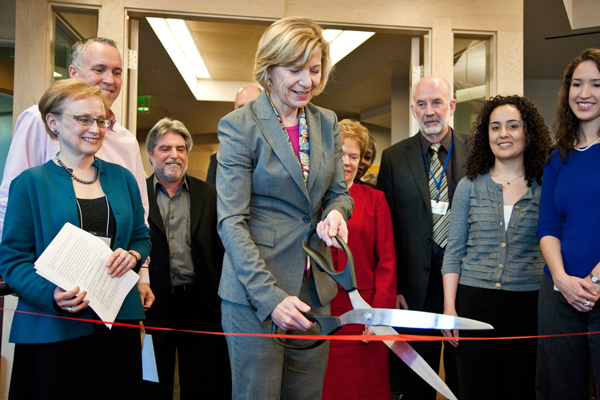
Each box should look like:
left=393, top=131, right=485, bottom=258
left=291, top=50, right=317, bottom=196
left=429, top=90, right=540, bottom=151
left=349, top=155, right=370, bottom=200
left=206, top=85, right=261, bottom=185
left=142, top=118, right=231, bottom=400
left=377, top=76, right=470, bottom=400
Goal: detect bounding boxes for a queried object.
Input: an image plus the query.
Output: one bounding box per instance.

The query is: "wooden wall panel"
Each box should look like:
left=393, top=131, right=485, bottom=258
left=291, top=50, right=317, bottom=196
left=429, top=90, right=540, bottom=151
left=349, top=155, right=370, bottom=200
left=99, top=0, right=126, bottom=120
left=498, top=31, right=524, bottom=96
left=13, top=0, right=48, bottom=121
left=432, top=18, right=453, bottom=85
left=124, top=0, right=282, bottom=20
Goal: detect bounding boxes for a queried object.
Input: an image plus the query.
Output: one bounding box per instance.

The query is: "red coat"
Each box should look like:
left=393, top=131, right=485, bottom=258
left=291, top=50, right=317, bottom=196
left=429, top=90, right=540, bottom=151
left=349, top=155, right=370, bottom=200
left=322, top=183, right=396, bottom=400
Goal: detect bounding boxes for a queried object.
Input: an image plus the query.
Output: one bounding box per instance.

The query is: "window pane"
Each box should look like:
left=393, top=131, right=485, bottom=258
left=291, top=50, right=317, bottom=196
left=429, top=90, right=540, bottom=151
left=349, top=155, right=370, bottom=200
left=453, top=36, right=490, bottom=133
left=53, top=10, right=98, bottom=82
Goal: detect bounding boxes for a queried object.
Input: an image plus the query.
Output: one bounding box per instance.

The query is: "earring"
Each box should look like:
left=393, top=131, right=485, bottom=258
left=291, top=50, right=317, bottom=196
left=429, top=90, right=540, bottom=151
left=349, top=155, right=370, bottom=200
left=53, top=129, right=58, bottom=134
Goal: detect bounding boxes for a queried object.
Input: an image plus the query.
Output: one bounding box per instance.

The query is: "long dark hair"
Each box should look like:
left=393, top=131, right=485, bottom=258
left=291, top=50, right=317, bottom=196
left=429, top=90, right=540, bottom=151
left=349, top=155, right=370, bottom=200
left=466, top=95, right=551, bottom=187
left=553, top=48, right=600, bottom=162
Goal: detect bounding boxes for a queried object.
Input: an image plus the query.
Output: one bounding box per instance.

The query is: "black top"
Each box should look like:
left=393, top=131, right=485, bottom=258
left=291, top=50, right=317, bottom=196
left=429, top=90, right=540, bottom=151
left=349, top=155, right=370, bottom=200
left=77, top=197, right=117, bottom=248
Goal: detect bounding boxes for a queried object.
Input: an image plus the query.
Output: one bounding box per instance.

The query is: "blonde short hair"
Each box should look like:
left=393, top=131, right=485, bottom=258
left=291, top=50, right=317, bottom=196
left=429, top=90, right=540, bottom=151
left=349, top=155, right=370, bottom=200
left=254, top=17, right=332, bottom=96
left=339, top=119, right=369, bottom=157
left=38, top=80, right=108, bottom=140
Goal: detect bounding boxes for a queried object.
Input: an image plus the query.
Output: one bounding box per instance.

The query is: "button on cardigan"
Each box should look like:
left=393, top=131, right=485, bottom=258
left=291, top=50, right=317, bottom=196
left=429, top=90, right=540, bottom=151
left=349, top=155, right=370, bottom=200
left=442, top=173, right=544, bottom=291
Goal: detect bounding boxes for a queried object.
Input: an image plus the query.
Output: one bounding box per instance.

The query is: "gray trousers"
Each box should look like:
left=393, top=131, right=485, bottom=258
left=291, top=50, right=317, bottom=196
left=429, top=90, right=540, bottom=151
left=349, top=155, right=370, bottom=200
left=222, top=277, right=330, bottom=400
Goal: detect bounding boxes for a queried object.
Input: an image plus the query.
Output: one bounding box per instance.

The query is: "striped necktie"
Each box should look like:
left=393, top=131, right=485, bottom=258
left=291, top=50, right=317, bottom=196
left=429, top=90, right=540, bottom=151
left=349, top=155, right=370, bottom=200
left=429, top=143, right=450, bottom=248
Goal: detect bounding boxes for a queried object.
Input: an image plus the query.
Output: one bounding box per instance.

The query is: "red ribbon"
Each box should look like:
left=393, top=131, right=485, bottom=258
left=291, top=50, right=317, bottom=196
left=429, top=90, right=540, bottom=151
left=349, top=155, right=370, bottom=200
left=2, top=307, right=598, bottom=342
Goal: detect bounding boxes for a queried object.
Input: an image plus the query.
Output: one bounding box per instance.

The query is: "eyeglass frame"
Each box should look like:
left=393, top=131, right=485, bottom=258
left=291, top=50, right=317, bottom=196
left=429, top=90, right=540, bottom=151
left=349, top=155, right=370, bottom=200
left=59, top=113, right=113, bottom=128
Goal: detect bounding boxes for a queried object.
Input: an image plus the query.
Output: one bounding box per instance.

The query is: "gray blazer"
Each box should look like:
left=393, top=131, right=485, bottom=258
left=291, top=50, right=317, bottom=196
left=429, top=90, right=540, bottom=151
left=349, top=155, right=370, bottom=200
left=216, top=91, right=353, bottom=322
left=377, top=129, right=471, bottom=311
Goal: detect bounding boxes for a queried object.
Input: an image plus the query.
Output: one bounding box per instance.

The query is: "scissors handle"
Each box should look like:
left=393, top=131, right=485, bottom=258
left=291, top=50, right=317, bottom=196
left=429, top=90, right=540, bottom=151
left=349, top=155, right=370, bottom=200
left=302, top=227, right=357, bottom=292
left=271, top=315, right=343, bottom=349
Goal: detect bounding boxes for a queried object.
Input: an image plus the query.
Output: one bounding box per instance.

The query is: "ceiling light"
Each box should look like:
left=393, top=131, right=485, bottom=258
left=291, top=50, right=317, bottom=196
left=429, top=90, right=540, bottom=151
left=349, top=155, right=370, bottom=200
left=147, top=17, right=211, bottom=97
left=324, top=29, right=375, bottom=65
left=166, top=19, right=210, bottom=79
left=147, top=18, right=197, bottom=93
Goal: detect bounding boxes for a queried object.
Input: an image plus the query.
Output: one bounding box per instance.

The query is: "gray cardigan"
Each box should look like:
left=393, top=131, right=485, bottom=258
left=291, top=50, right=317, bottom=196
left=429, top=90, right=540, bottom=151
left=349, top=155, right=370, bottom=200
left=442, top=173, right=544, bottom=291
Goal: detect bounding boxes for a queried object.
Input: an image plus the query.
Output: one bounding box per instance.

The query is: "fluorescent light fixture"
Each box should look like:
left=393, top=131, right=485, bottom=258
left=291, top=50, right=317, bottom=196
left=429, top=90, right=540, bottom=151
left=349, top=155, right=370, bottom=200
left=322, top=29, right=343, bottom=42
left=324, top=29, right=375, bottom=65
left=53, top=71, right=62, bottom=77
left=166, top=19, right=210, bottom=79
left=147, top=17, right=211, bottom=96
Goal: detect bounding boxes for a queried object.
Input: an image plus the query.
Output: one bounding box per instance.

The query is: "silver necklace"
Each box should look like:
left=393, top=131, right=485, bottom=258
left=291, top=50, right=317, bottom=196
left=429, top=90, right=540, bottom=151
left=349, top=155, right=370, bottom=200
left=56, top=153, right=98, bottom=184
left=574, top=136, right=600, bottom=152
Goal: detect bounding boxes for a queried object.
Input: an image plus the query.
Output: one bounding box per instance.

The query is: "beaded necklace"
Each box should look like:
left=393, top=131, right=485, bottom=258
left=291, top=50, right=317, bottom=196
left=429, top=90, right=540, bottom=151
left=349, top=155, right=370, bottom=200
left=56, top=152, right=99, bottom=184
left=265, top=91, right=310, bottom=185
left=574, top=136, right=600, bottom=152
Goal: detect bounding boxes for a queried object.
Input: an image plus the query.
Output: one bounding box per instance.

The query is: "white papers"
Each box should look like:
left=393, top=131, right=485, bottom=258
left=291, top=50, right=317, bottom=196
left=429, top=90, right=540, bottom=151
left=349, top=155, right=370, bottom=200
left=35, top=222, right=139, bottom=328
left=142, top=334, right=159, bottom=382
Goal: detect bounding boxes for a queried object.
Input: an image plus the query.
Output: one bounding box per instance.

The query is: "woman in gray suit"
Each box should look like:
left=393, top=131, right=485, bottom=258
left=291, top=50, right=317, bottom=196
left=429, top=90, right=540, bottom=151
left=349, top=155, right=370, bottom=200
left=216, top=16, right=353, bottom=400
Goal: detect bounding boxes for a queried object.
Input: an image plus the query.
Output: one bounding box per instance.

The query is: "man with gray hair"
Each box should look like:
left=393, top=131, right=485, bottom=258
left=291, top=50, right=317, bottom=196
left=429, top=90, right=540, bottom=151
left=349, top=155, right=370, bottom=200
left=0, top=37, right=152, bottom=299
left=378, top=76, right=470, bottom=400
left=143, top=118, right=230, bottom=399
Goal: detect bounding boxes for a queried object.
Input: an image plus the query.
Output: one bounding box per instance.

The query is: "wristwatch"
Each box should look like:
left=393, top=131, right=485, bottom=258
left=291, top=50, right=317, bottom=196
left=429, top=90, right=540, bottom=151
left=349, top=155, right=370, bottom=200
left=590, top=273, right=600, bottom=284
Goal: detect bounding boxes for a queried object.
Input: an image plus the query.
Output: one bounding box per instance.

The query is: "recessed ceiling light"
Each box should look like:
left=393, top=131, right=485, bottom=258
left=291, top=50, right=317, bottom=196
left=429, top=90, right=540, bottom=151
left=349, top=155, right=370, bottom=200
left=324, top=29, right=375, bottom=65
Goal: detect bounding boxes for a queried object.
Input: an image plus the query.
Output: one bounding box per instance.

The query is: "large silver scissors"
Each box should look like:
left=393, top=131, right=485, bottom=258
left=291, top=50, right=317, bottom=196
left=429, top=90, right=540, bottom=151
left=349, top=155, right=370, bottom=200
left=273, top=227, right=493, bottom=400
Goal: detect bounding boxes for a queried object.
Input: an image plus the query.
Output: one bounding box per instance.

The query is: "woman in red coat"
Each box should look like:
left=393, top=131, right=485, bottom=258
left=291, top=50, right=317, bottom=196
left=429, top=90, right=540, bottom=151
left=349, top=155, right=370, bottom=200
left=322, top=119, right=397, bottom=400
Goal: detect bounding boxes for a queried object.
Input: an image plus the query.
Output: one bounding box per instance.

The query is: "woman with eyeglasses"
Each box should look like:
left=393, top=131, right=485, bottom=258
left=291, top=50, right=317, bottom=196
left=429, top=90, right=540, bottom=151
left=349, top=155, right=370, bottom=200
left=0, top=79, right=150, bottom=399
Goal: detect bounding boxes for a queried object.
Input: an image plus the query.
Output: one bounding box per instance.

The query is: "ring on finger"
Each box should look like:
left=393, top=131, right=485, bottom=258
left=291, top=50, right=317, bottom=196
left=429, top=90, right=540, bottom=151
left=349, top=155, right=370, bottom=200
left=68, top=306, right=72, bottom=313
left=121, top=256, right=126, bottom=261
left=584, top=300, right=591, bottom=306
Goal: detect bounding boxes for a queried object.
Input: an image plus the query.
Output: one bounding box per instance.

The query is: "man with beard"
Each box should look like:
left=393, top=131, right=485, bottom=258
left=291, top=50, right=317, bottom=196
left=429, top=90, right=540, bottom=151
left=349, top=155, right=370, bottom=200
left=143, top=118, right=230, bottom=399
left=377, top=76, right=470, bottom=400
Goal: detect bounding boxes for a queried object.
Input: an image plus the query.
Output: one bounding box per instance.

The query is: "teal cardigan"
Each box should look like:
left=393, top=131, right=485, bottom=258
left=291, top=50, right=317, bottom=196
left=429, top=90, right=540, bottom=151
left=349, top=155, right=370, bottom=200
left=0, top=158, right=150, bottom=344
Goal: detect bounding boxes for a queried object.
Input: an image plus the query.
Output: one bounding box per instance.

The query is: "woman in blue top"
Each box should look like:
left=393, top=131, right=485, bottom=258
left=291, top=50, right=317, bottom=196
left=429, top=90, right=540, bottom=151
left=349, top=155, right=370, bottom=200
left=0, top=79, right=151, bottom=399
left=536, top=48, right=600, bottom=400
left=442, top=95, right=551, bottom=400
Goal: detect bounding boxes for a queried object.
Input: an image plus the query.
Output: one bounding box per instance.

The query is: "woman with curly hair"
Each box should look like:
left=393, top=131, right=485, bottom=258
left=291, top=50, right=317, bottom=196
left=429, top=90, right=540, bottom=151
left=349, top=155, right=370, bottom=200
left=536, top=48, right=600, bottom=400
left=441, top=95, right=551, bottom=400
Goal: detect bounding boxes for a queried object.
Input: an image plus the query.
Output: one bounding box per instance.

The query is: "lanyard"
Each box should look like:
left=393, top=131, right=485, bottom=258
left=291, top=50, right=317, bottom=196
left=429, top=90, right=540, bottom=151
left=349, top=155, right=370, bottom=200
left=421, top=138, right=453, bottom=199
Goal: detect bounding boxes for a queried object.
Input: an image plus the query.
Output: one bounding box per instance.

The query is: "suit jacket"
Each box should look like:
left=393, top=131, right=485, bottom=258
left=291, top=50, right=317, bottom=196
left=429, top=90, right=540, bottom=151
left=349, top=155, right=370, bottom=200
left=145, top=174, right=224, bottom=334
left=216, top=90, right=354, bottom=322
left=377, top=128, right=470, bottom=311
left=206, top=152, right=217, bottom=185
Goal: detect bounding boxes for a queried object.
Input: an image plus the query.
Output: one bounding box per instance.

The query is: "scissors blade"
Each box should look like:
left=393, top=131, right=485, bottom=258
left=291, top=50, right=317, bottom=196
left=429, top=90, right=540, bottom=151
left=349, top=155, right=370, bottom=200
left=375, top=326, right=458, bottom=400
left=340, top=308, right=493, bottom=330
left=348, top=290, right=458, bottom=399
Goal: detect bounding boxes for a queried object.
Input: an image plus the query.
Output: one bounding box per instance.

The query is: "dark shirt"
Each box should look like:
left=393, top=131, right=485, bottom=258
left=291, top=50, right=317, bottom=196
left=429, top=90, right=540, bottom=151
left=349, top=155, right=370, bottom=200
left=154, top=175, right=195, bottom=286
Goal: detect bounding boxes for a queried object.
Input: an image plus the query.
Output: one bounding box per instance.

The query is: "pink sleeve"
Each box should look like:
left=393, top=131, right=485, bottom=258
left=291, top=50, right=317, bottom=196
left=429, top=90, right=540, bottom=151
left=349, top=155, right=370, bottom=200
left=0, top=106, right=57, bottom=238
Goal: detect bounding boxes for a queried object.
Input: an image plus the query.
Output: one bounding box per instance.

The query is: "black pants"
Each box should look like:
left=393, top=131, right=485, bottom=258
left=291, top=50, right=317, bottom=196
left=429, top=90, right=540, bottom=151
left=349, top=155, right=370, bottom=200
left=536, top=274, right=600, bottom=400
left=389, top=267, right=459, bottom=400
left=11, top=321, right=142, bottom=400
left=142, top=284, right=231, bottom=400
left=455, top=284, right=538, bottom=400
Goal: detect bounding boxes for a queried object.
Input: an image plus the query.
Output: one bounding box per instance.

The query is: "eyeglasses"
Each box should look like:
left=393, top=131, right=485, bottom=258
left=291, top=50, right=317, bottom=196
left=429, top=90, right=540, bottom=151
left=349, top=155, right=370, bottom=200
left=60, top=114, right=113, bottom=128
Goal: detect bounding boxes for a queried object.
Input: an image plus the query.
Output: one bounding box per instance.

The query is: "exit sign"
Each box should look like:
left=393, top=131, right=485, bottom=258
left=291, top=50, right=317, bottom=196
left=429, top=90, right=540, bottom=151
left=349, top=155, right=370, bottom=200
left=137, top=95, right=151, bottom=114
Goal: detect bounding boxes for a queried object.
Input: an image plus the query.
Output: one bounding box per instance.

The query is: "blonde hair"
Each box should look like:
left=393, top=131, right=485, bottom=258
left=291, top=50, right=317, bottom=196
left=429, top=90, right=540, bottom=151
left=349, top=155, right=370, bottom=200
left=38, top=80, right=108, bottom=140
left=254, top=17, right=332, bottom=96
left=339, top=119, right=369, bottom=157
